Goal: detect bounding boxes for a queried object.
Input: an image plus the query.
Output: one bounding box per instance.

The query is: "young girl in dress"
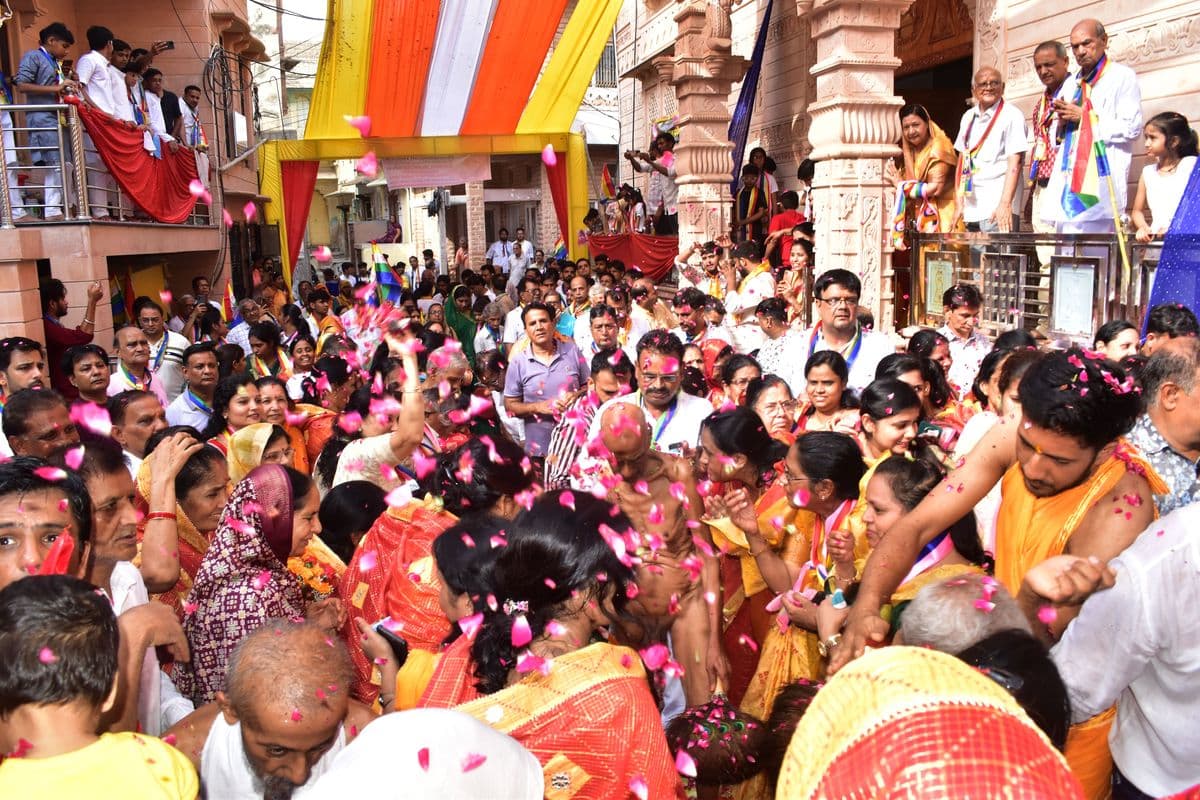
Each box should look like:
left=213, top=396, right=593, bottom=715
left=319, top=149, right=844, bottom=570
left=1132, top=111, right=1199, bottom=243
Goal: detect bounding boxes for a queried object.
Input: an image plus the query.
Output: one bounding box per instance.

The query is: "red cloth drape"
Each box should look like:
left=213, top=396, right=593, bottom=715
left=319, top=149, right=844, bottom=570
left=70, top=97, right=199, bottom=224
left=586, top=233, right=680, bottom=282
left=544, top=151, right=569, bottom=249
left=280, top=161, right=319, bottom=270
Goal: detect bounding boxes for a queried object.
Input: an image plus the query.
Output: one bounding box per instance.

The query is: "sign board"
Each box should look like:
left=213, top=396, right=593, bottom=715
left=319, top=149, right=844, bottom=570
left=1050, top=257, right=1097, bottom=338
left=382, top=155, right=492, bottom=189
left=922, top=249, right=959, bottom=322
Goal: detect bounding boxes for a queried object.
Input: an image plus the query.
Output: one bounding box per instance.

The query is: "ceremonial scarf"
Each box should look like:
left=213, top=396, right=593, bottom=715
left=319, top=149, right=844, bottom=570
left=958, top=100, right=1006, bottom=195
left=250, top=348, right=293, bottom=380
left=421, top=638, right=680, bottom=800
left=1030, top=85, right=1065, bottom=183
left=776, top=647, right=1083, bottom=799
left=175, top=465, right=304, bottom=704
left=897, top=119, right=957, bottom=238
left=226, top=422, right=277, bottom=484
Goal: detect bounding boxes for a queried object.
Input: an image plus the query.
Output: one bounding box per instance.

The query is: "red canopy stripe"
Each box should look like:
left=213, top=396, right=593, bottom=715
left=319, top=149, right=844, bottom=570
left=544, top=151, right=569, bottom=252
left=587, top=233, right=680, bottom=282
left=459, top=0, right=570, bottom=135
left=280, top=161, right=319, bottom=271
left=364, top=0, right=441, bottom=138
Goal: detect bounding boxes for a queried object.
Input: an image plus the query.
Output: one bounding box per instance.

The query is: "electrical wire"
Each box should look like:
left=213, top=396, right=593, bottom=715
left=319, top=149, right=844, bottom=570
left=244, top=0, right=326, bottom=22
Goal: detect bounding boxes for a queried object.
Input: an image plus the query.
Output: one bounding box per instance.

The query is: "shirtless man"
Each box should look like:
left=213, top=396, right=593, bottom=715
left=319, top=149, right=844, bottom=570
left=167, top=619, right=374, bottom=799
left=598, top=401, right=726, bottom=705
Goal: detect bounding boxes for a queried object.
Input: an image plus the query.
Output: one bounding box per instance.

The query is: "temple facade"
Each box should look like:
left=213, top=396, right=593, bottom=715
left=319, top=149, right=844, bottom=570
left=615, top=0, right=1200, bottom=326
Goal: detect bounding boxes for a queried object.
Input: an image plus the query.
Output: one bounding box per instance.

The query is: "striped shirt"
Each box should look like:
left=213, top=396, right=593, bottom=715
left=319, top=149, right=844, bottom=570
left=543, top=392, right=601, bottom=489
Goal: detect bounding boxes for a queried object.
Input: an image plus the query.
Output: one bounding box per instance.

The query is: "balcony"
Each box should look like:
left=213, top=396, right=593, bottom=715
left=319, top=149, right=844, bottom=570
left=0, top=103, right=214, bottom=229
left=897, top=231, right=1164, bottom=343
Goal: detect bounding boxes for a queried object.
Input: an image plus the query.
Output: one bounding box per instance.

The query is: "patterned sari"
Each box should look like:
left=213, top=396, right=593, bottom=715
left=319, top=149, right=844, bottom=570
left=337, top=495, right=456, bottom=703
left=776, top=647, right=1082, bottom=798
left=134, top=454, right=213, bottom=623
left=175, top=465, right=306, bottom=704
left=420, top=637, right=681, bottom=800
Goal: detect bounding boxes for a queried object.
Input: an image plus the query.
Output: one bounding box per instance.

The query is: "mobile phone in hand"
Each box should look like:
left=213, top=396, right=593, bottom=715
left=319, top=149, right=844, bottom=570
left=371, top=617, right=410, bottom=667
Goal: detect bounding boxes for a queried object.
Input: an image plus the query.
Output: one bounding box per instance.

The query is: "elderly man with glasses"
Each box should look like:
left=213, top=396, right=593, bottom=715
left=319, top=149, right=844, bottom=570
left=952, top=66, right=1029, bottom=234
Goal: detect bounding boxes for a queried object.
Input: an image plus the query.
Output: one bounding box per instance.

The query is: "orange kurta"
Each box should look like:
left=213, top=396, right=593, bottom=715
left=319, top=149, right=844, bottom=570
left=421, top=637, right=681, bottom=800
left=994, top=442, right=1165, bottom=800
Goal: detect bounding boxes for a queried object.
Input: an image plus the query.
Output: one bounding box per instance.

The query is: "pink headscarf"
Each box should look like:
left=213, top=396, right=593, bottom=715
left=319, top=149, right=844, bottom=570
left=175, top=464, right=304, bottom=704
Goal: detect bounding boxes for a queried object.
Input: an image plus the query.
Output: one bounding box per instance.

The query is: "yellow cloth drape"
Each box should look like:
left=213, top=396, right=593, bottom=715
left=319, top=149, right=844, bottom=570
left=304, top=0, right=376, bottom=140
left=900, top=119, right=958, bottom=233
left=227, top=423, right=275, bottom=484
left=516, top=0, right=622, bottom=134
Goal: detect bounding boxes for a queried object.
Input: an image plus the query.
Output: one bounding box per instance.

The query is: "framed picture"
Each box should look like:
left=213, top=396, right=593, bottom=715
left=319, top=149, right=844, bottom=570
left=1050, top=258, right=1097, bottom=338
left=922, top=249, right=959, bottom=323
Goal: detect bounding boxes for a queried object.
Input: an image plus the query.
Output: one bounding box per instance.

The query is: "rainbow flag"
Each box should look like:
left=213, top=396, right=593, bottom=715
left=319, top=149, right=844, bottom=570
left=552, top=236, right=568, bottom=260
left=373, top=243, right=406, bottom=304
left=1061, top=89, right=1110, bottom=218
left=601, top=163, right=616, bottom=200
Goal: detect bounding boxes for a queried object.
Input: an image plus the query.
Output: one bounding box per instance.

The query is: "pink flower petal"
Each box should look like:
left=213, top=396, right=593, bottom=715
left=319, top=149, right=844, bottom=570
left=1037, top=605, right=1058, bottom=625
left=243, top=201, right=256, bottom=222
left=70, top=401, right=114, bottom=436
left=33, top=467, right=66, bottom=482
left=252, top=570, right=273, bottom=591
left=187, top=179, right=205, bottom=197
left=159, top=290, right=173, bottom=305
left=344, top=115, right=372, bottom=137
left=312, top=245, right=332, bottom=264
left=515, top=650, right=548, bottom=674
left=559, top=490, right=575, bottom=511
left=358, top=550, right=378, bottom=572
left=639, top=643, right=670, bottom=671
left=629, top=776, right=649, bottom=800
left=63, top=446, right=84, bottom=471
left=38, top=647, right=57, bottom=664
left=355, top=150, right=378, bottom=178
left=541, top=144, right=557, bottom=167
left=222, top=209, right=234, bottom=228
left=675, top=750, right=697, bottom=778
left=417, top=746, right=430, bottom=771
left=458, top=612, right=484, bottom=641
left=412, top=450, right=438, bottom=479
left=511, top=614, right=532, bottom=647
left=461, top=752, right=487, bottom=773
left=290, top=709, right=303, bottom=722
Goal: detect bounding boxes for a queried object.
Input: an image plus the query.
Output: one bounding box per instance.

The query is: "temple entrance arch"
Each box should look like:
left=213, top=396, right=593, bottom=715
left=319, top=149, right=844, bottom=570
left=895, top=0, right=976, bottom=141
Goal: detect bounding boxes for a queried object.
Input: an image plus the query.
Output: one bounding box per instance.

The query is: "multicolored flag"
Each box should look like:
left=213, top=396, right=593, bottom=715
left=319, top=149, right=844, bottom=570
left=601, top=163, right=616, bottom=200
left=552, top=236, right=568, bottom=260
left=1061, top=87, right=1110, bottom=218
left=373, top=243, right=406, bottom=304
left=220, top=280, right=237, bottom=323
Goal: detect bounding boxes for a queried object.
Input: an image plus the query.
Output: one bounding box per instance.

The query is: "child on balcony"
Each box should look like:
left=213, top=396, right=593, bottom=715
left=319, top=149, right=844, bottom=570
left=14, top=22, right=78, bottom=221
left=1132, top=111, right=1199, bottom=243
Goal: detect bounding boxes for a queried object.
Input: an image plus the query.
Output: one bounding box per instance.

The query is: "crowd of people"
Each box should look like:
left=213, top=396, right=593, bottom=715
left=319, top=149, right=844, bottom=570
left=2, top=12, right=1200, bottom=800
left=8, top=22, right=208, bottom=221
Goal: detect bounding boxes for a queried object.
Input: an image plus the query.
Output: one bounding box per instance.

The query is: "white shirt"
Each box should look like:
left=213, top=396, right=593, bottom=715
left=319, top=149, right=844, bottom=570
left=667, top=324, right=732, bottom=348
left=657, top=150, right=679, bottom=214
left=755, top=330, right=800, bottom=382
left=951, top=410, right=1001, bottom=552
left=179, top=98, right=203, bottom=147
left=589, top=391, right=714, bottom=457
left=166, top=388, right=213, bottom=430
left=201, top=714, right=346, bottom=799
left=1042, top=60, right=1143, bottom=225
left=1051, top=504, right=1200, bottom=797
left=723, top=268, right=776, bottom=354
left=109, top=562, right=193, bottom=736
left=148, top=330, right=190, bottom=402
left=107, top=366, right=169, bottom=407
left=953, top=99, right=1029, bottom=223
left=332, top=433, right=405, bottom=493
left=226, top=320, right=253, bottom=357
left=502, top=305, right=527, bottom=345
left=486, top=240, right=513, bottom=270
left=474, top=325, right=502, bottom=356
left=937, top=325, right=991, bottom=397
left=123, top=449, right=144, bottom=481
left=77, top=51, right=117, bottom=116
left=791, top=325, right=895, bottom=396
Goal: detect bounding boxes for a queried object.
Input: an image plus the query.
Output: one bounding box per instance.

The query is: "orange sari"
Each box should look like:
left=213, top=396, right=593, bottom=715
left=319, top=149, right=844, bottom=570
left=995, top=442, right=1166, bottom=800
left=420, top=637, right=681, bottom=800
left=337, top=495, right=456, bottom=703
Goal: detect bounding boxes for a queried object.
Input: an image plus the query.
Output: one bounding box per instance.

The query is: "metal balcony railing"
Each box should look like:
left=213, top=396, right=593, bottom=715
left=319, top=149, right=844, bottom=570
left=899, top=230, right=1162, bottom=344
left=0, top=102, right=213, bottom=229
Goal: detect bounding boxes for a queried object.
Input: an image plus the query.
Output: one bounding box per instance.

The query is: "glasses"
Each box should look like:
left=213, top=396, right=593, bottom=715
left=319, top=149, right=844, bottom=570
left=760, top=401, right=796, bottom=415
left=263, top=448, right=295, bottom=464
left=819, top=296, right=858, bottom=308
left=975, top=80, right=1002, bottom=89
left=780, top=471, right=809, bottom=489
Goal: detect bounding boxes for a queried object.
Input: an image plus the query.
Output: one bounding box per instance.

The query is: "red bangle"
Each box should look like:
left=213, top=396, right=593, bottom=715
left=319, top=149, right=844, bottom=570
left=145, top=511, right=177, bottom=522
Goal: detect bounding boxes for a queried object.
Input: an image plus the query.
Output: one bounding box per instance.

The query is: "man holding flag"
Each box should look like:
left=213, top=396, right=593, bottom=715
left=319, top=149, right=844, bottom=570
left=1043, top=18, right=1143, bottom=235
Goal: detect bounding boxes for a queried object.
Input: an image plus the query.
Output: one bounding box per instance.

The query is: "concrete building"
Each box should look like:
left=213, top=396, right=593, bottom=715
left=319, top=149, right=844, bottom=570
left=0, top=0, right=267, bottom=344
left=615, top=0, right=1200, bottom=326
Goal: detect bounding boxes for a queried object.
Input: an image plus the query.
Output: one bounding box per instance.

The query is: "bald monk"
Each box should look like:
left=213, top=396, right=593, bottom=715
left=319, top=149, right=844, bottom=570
left=834, top=348, right=1163, bottom=799
left=598, top=401, right=727, bottom=705
left=167, top=619, right=375, bottom=799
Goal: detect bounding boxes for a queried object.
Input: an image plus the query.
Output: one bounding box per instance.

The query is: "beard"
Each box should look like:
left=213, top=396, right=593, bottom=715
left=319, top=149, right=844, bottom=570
left=254, top=773, right=298, bottom=800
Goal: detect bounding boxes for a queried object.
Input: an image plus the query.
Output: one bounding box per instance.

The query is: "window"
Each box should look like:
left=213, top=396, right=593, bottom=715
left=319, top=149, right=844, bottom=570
left=593, top=40, right=616, bottom=88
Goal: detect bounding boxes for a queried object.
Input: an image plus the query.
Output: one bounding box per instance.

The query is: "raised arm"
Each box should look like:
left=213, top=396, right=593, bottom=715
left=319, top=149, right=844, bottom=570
left=830, top=414, right=1018, bottom=672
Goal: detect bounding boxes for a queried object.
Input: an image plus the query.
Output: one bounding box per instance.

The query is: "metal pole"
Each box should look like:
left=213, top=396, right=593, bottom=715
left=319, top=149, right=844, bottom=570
left=0, top=113, right=14, bottom=229
left=67, top=105, right=89, bottom=220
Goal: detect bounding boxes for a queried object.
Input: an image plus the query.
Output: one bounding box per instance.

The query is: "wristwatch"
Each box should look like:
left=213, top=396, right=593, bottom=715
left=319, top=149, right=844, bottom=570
left=817, top=633, right=842, bottom=658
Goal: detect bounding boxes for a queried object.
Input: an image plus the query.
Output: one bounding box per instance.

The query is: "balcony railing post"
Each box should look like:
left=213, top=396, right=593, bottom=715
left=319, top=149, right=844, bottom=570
left=66, top=105, right=89, bottom=220
left=0, top=130, right=13, bottom=229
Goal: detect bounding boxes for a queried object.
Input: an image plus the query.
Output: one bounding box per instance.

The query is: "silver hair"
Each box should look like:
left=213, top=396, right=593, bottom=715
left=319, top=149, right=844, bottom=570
left=898, top=573, right=1031, bottom=654
left=483, top=300, right=506, bottom=319
left=1141, top=337, right=1200, bottom=406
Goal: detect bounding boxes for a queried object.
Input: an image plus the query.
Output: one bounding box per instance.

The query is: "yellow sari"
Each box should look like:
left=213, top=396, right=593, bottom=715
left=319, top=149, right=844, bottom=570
left=900, top=119, right=958, bottom=234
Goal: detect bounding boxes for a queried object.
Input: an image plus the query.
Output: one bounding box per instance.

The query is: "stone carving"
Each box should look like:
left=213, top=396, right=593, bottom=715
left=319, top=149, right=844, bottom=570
left=971, top=0, right=1007, bottom=70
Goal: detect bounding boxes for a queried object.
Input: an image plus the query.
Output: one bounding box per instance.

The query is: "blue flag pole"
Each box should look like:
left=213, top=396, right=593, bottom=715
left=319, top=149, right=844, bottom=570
left=1143, top=159, right=1200, bottom=334
left=728, top=0, right=775, bottom=196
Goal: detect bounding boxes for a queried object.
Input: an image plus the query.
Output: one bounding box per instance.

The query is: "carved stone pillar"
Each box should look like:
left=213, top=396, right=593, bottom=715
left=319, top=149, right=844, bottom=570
left=800, top=0, right=912, bottom=328
left=968, top=0, right=1007, bottom=72
left=671, top=0, right=748, bottom=245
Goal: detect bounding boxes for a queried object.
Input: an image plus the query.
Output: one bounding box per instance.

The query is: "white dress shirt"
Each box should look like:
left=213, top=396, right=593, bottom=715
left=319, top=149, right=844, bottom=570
left=77, top=51, right=117, bottom=116
left=588, top=390, right=714, bottom=457
left=1042, top=60, right=1143, bottom=225
left=791, top=325, right=896, bottom=397
left=724, top=268, right=776, bottom=354
left=1051, top=504, right=1200, bottom=796
left=953, top=99, right=1029, bottom=223
left=486, top=240, right=513, bottom=270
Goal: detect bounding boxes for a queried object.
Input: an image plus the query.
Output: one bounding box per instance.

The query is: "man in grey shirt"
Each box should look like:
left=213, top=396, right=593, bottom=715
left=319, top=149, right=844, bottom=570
left=14, top=22, right=78, bottom=220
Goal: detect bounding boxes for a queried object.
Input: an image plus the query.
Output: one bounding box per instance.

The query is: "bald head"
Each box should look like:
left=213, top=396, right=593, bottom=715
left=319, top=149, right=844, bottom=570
left=1070, top=18, right=1108, bottom=71
left=599, top=402, right=650, bottom=464
left=1071, top=18, right=1106, bottom=40
left=971, top=66, right=1004, bottom=110
left=225, top=619, right=352, bottom=724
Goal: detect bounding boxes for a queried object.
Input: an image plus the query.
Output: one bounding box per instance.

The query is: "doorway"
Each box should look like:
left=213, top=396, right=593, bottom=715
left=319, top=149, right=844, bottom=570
left=895, top=56, right=974, bottom=144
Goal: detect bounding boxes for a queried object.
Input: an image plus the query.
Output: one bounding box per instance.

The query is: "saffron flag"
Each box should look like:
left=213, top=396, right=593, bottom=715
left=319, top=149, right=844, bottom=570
left=728, top=0, right=774, bottom=195
left=1061, top=87, right=1110, bottom=218
left=601, top=163, right=616, bottom=200
left=221, top=280, right=236, bottom=322
left=373, top=243, right=405, bottom=305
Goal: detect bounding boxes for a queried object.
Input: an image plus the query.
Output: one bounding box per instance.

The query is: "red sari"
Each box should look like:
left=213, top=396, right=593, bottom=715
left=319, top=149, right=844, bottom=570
left=420, top=637, right=681, bottom=800
left=337, top=495, right=457, bottom=703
